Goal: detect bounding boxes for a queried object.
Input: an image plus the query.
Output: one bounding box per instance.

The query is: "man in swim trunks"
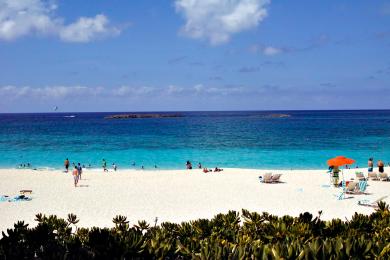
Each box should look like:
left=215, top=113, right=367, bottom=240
left=72, top=166, right=79, bottom=187
left=368, top=158, right=373, bottom=172
left=64, top=158, right=70, bottom=172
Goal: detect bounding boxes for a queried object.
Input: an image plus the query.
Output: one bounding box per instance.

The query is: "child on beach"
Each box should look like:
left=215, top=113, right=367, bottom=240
left=72, top=166, right=79, bottom=187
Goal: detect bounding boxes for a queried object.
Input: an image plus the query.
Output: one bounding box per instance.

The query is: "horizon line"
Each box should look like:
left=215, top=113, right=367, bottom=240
left=1, top=108, right=390, bottom=114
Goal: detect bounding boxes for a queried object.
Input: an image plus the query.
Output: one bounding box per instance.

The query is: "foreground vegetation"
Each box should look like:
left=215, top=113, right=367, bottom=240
left=1, top=203, right=390, bottom=259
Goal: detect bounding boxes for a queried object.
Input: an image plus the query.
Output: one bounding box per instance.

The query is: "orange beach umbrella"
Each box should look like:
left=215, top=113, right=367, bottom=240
left=327, top=156, right=355, bottom=167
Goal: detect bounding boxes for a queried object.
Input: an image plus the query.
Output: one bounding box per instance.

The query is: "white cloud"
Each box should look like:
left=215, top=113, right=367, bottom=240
left=60, top=14, right=119, bottom=43
left=175, top=0, right=270, bottom=45
left=262, top=46, right=282, bottom=56
left=166, top=85, right=184, bottom=94
left=112, top=86, right=156, bottom=97
left=0, top=0, right=120, bottom=42
left=0, top=85, right=102, bottom=98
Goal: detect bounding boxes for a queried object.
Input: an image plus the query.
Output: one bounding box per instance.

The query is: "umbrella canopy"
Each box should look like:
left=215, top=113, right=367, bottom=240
left=327, top=156, right=355, bottom=167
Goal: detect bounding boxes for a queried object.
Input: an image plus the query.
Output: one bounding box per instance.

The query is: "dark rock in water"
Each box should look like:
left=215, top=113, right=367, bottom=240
left=105, top=114, right=183, bottom=119
left=264, top=113, right=291, bottom=118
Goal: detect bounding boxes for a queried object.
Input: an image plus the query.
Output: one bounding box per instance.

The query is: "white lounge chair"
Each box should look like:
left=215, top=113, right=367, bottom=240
left=368, top=172, right=379, bottom=181
left=347, top=181, right=368, bottom=195
left=345, top=182, right=358, bottom=194
left=358, top=196, right=388, bottom=208
left=379, top=173, right=390, bottom=181
left=259, top=173, right=273, bottom=183
left=355, top=172, right=366, bottom=181
left=271, top=174, right=282, bottom=183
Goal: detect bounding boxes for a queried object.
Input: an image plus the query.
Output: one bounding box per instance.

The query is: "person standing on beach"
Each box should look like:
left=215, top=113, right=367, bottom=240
left=368, top=158, right=374, bottom=172
left=378, top=160, right=385, bottom=173
left=64, top=158, right=70, bottom=172
left=77, top=163, right=82, bottom=180
left=72, top=166, right=79, bottom=187
left=102, top=159, right=108, bottom=172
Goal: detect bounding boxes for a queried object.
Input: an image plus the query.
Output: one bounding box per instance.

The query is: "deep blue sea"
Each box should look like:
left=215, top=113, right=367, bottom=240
left=0, top=110, right=389, bottom=170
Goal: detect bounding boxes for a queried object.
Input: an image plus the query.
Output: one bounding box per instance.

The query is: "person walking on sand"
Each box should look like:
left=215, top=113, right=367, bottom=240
left=368, top=158, right=374, bottom=172
left=77, top=163, right=82, bottom=180
left=102, top=159, right=108, bottom=172
left=64, top=158, right=70, bottom=172
left=378, top=160, right=385, bottom=173
left=72, top=166, right=79, bottom=187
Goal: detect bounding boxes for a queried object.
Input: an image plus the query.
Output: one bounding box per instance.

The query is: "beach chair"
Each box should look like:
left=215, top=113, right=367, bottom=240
left=260, top=173, right=273, bottom=183
left=20, top=190, right=32, bottom=195
left=379, top=173, right=390, bottom=181
left=345, top=182, right=358, bottom=194
left=358, top=196, right=388, bottom=208
left=348, top=180, right=368, bottom=195
left=271, top=174, right=282, bottom=183
left=368, top=172, right=379, bottom=181
left=355, top=172, right=366, bottom=181
left=336, top=181, right=347, bottom=200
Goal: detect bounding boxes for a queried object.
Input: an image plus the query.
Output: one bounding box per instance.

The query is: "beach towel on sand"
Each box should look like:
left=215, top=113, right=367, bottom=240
left=1, top=195, right=32, bottom=202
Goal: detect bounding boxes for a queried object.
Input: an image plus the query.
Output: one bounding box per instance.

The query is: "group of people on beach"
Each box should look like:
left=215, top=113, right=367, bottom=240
left=368, top=158, right=386, bottom=173
left=64, top=159, right=83, bottom=187
left=186, top=160, right=223, bottom=173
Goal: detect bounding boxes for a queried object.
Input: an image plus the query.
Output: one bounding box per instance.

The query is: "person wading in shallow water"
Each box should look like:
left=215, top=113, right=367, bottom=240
left=102, top=159, right=108, bottom=172
left=72, top=166, right=79, bottom=187
left=64, top=158, right=70, bottom=172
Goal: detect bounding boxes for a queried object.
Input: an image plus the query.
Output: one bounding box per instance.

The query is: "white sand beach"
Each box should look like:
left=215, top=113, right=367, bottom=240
left=0, top=168, right=389, bottom=233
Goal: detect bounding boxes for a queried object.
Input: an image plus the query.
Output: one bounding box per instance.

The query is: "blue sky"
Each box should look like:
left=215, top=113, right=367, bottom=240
left=0, top=0, right=389, bottom=112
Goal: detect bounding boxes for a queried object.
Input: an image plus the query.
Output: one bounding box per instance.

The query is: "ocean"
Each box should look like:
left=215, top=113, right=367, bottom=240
left=0, top=110, right=389, bottom=170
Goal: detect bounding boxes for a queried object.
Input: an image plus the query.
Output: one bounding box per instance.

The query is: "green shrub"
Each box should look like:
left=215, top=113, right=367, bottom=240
left=1, top=204, right=390, bottom=259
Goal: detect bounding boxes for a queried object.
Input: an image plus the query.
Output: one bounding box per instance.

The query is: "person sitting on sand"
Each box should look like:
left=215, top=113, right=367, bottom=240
left=64, top=158, right=70, bottom=172
left=378, top=160, right=385, bottom=173
left=203, top=168, right=209, bottom=173
left=72, top=166, right=79, bottom=187
left=214, top=167, right=223, bottom=172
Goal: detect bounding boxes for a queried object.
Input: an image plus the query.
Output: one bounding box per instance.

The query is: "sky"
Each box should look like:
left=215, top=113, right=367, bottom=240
left=0, top=0, right=389, bottom=112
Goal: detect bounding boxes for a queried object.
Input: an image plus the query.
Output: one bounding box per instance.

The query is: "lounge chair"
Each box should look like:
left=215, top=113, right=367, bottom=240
left=259, top=173, right=273, bottom=183
left=20, top=190, right=32, bottom=195
left=358, top=196, right=388, bottom=208
left=379, top=173, right=390, bottom=181
left=271, top=174, right=282, bottom=183
left=347, top=180, right=368, bottom=194
left=345, top=182, right=358, bottom=194
left=355, top=172, right=366, bottom=181
left=368, top=172, right=379, bottom=181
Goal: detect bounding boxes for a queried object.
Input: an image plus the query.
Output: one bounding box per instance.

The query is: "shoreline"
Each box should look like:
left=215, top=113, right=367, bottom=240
left=1, top=168, right=389, bottom=234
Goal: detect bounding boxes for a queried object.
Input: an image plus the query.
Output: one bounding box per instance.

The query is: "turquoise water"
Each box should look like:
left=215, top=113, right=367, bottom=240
left=0, top=110, right=389, bottom=170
